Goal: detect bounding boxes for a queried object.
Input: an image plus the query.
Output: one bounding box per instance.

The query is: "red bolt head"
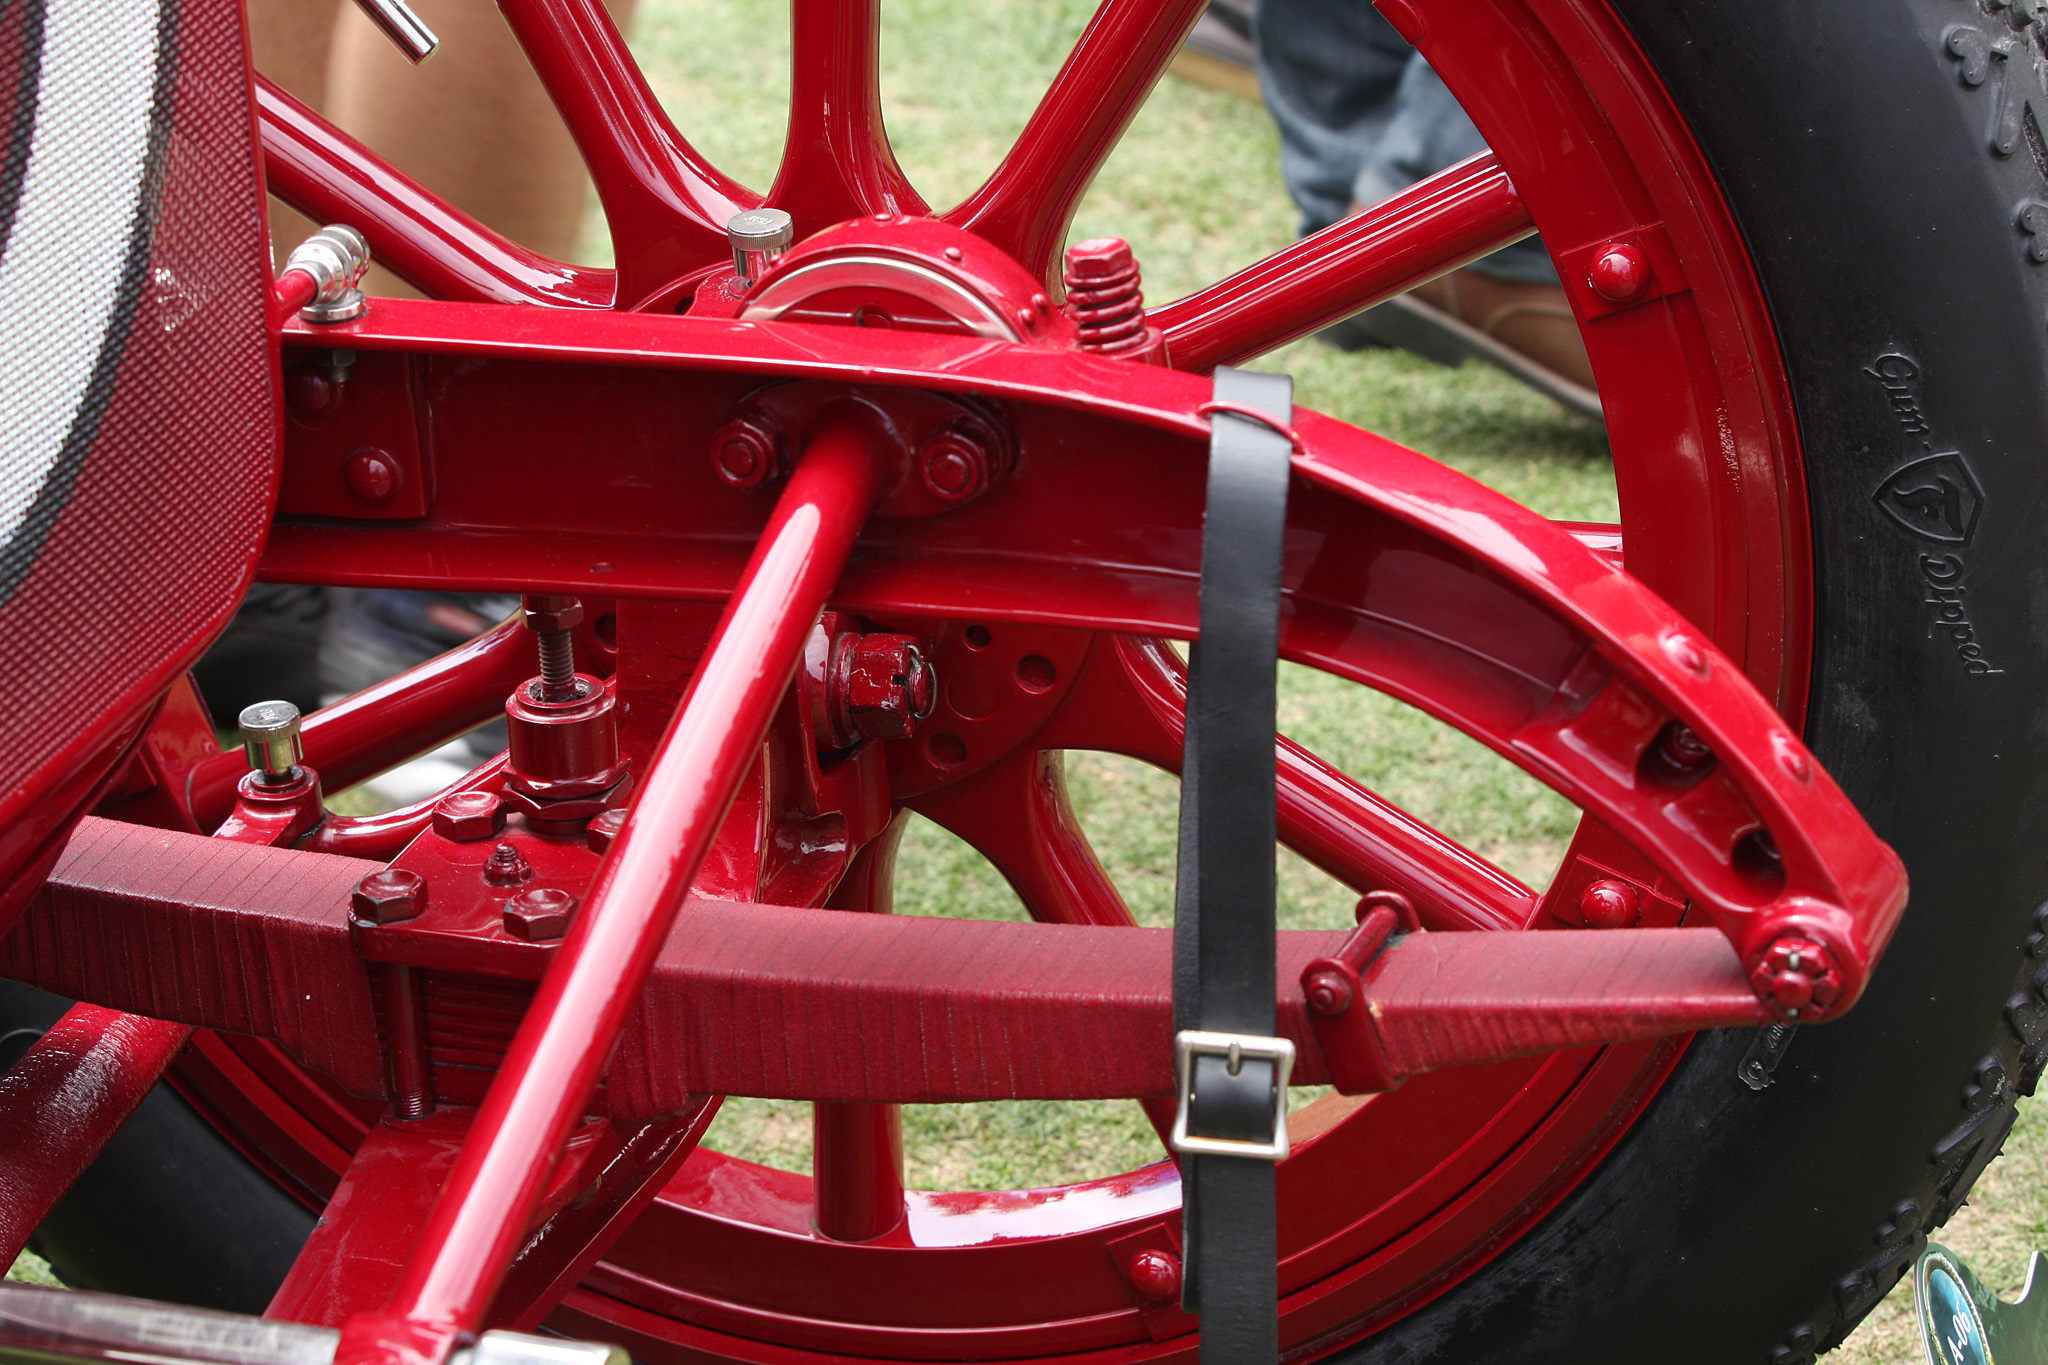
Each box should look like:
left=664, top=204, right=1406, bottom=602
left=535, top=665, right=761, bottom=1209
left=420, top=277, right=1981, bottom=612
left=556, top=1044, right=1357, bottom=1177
left=586, top=807, right=627, bottom=854
left=1749, top=935, right=1842, bottom=1019
left=1126, top=1249, right=1182, bottom=1302
left=343, top=448, right=400, bottom=503
left=433, top=789, right=504, bottom=842
left=1644, top=722, right=1715, bottom=784
left=1064, top=237, right=1136, bottom=280
left=1579, top=878, right=1642, bottom=929
left=285, top=363, right=340, bottom=419
left=836, top=634, right=938, bottom=741
left=711, top=414, right=783, bottom=489
left=1304, top=968, right=1354, bottom=1016
left=918, top=429, right=991, bottom=502
left=1588, top=243, right=1652, bottom=304
left=483, top=841, right=534, bottom=887
left=503, top=887, right=577, bottom=941
left=352, top=868, right=425, bottom=924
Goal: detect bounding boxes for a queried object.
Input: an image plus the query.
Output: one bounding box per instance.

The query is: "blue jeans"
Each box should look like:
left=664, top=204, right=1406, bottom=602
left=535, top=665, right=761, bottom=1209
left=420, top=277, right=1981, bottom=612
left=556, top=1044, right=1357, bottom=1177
left=1251, top=0, right=1556, bottom=286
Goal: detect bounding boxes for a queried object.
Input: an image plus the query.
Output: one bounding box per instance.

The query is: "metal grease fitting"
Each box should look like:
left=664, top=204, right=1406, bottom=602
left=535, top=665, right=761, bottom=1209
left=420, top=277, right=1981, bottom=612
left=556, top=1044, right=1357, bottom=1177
left=728, top=208, right=795, bottom=290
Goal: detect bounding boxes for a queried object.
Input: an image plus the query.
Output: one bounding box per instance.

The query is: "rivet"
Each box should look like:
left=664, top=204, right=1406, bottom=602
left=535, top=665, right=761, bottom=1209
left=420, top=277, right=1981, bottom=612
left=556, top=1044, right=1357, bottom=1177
left=1589, top=242, right=1653, bottom=305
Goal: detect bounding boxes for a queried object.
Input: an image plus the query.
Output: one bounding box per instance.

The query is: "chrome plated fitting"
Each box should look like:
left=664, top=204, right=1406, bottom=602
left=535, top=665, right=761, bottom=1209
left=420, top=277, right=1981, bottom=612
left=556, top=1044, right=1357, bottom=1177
left=237, top=700, right=303, bottom=784
left=727, top=208, right=794, bottom=290
left=283, top=225, right=372, bottom=324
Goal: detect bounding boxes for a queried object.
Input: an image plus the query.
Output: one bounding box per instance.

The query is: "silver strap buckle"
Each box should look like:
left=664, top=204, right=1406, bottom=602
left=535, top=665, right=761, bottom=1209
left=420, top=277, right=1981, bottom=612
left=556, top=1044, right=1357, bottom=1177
left=1170, top=1030, right=1296, bottom=1160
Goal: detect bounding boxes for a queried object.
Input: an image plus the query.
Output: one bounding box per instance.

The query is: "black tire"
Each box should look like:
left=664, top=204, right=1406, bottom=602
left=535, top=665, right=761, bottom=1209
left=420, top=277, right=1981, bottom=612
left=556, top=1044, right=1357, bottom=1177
left=0, top=984, right=314, bottom=1314
left=1351, top=0, right=2048, bottom=1360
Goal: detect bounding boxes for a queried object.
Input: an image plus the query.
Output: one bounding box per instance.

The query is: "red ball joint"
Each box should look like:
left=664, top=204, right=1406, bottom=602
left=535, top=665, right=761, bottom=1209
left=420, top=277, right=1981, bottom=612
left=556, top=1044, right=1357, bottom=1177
left=1749, top=935, right=1843, bottom=1020
left=1063, top=237, right=1159, bottom=359
left=1588, top=242, right=1652, bottom=305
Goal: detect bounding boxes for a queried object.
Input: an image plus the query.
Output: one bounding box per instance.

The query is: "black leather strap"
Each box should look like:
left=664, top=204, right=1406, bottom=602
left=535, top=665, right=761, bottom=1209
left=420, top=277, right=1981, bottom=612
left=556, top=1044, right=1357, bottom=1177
left=1173, top=366, right=1292, bottom=1361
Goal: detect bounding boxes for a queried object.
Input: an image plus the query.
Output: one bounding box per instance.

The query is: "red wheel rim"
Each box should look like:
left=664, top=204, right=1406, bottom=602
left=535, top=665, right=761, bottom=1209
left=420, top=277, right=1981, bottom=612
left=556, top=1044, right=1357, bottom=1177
left=182, top=0, right=1810, bottom=1356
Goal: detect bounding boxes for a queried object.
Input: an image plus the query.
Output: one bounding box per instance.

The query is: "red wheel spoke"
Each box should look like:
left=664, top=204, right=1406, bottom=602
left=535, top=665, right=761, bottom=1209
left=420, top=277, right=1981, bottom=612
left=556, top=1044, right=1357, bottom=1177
left=258, top=80, right=613, bottom=308
left=1046, top=637, right=1536, bottom=932
left=942, top=0, right=1207, bottom=282
left=493, top=0, right=755, bottom=304
left=812, top=824, right=908, bottom=1242
left=1152, top=153, right=1532, bottom=373
left=766, top=0, right=928, bottom=231
left=910, top=747, right=1137, bottom=928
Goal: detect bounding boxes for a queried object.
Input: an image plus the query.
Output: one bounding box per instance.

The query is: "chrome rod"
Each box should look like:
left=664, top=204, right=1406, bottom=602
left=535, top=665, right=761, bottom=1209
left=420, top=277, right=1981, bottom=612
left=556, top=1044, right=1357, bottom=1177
left=349, top=0, right=440, bottom=63
left=0, top=1284, right=624, bottom=1365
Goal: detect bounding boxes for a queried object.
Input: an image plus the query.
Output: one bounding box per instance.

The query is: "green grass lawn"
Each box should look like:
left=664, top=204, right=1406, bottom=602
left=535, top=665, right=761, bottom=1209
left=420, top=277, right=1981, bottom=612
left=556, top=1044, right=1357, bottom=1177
left=6, top=3, right=2021, bottom=1357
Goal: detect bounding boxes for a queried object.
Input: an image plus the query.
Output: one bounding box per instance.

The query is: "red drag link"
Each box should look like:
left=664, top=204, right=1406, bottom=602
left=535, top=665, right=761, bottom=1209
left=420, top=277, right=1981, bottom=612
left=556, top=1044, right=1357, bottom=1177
left=190, top=618, right=533, bottom=830
left=342, top=413, right=884, bottom=1364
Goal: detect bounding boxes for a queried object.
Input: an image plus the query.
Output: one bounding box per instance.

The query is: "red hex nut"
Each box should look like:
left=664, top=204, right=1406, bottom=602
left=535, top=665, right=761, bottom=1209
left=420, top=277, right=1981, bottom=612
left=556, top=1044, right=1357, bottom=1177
left=433, top=789, right=505, bottom=842
left=918, top=428, right=991, bottom=502
left=352, top=868, right=425, bottom=924
left=586, top=807, right=627, bottom=854
left=521, top=595, right=584, bottom=636
left=830, top=633, right=938, bottom=743
left=711, top=413, right=784, bottom=489
left=503, top=887, right=577, bottom=941
left=483, top=842, right=534, bottom=887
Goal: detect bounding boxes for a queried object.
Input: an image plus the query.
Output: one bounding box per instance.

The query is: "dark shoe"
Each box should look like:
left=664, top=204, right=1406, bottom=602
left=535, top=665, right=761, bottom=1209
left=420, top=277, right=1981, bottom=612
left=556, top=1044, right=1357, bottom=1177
left=1321, top=270, right=1602, bottom=419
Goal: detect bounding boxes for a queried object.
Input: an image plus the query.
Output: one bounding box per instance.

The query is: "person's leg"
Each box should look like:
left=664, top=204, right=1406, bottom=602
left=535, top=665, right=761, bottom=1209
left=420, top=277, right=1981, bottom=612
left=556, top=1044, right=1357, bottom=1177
left=1353, top=55, right=1556, bottom=287
left=1251, top=0, right=1415, bottom=237
left=326, top=0, right=637, bottom=270
left=1334, top=48, right=1594, bottom=391
left=245, top=0, right=346, bottom=265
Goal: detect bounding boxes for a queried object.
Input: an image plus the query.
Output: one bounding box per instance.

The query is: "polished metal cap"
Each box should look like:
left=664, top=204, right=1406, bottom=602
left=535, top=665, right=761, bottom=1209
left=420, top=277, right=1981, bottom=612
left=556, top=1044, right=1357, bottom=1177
left=727, top=208, right=795, bottom=288
left=284, top=224, right=372, bottom=324
left=238, top=700, right=303, bottom=781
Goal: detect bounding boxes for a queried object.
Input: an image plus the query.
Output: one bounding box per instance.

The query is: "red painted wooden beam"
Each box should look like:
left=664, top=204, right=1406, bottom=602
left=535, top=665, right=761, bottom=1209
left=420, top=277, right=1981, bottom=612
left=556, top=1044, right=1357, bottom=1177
left=1, top=817, right=384, bottom=1095
left=5, top=819, right=1768, bottom=1121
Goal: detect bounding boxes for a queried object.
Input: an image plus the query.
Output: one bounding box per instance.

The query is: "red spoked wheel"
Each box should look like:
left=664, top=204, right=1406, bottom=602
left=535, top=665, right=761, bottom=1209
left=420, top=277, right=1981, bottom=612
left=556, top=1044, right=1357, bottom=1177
left=7, top=0, right=1960, bottom=1361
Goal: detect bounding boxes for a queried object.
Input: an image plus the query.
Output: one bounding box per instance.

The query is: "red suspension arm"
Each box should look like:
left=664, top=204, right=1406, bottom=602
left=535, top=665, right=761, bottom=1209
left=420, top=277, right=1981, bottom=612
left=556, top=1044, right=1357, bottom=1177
left=341, top=415, right=884, bottom=1361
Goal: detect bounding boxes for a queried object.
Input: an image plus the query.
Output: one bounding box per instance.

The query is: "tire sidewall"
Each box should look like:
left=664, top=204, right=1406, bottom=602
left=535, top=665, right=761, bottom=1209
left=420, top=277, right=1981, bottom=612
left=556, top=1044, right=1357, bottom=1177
left=1351, top=1, right=2048, bottom=1360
